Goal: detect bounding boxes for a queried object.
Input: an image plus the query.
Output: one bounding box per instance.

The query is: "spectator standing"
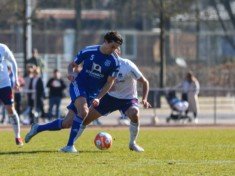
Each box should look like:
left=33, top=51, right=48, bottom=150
left=25, top=67, right=45, bottom=124
left=32, top=67, right=46, bottom=122
left=46, top=69, right=66, bottom=120
left=14, top=68, right=25, bottom=116
left=186, top=72, right=200, bottom=123
left=23, top=64, right=36, bottom=125
left=176, top=71, right=200, bottom=123
left=27, top=48, right=45, bottom=76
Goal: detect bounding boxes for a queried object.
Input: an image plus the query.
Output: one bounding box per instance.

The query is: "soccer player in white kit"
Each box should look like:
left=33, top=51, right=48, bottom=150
left=0, top=43, right=23, bottom=146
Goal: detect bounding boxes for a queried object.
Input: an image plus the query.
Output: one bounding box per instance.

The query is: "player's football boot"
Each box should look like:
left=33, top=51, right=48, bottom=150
left=25, top=123, right=39, bottom=143
left=129, top=143, right=144, bottom=152
left=119, top=119, right=130, bottom=126
left=194, top=118, right=199, bottom=124
left=59, top=145, right=78, bottom=153
left=15, top=137, right=24, bottom=146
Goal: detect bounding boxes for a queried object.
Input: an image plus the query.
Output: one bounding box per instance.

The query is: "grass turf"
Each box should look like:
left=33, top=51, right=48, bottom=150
left=0, top=127, right=234, bottom=176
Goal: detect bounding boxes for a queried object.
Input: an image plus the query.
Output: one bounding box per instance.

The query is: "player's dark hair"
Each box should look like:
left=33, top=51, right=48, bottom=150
left=104, top=31, right=123, bottom=45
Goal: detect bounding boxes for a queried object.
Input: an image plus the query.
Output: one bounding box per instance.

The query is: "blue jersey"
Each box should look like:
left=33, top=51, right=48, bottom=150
left=74, top=45, right=120, bottom=94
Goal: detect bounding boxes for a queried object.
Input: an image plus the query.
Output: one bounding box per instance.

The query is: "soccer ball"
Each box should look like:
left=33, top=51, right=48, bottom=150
left=94, top=132, right=112, bottom=150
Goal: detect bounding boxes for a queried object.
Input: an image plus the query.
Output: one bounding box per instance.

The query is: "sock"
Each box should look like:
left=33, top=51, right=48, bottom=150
left=37, top=118, right=63, bottom=133
left=129, top=121, right=139, bottom=145
left=74, top=124, right=86, bottom=141
left=9, top=111, right=21, bottom=138
left=67, top=115, right=83, bottom=146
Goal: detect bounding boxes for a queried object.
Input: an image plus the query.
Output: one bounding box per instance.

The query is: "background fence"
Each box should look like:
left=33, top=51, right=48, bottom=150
left=1, top=88, right=234, bottom=125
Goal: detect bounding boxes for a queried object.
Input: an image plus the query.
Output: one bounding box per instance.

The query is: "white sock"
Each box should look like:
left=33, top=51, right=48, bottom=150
left=9, top=111, right=21, bottom=138
left=129, top=122, right=139, bottom=145
left=74, top=125, right=86, bottom=142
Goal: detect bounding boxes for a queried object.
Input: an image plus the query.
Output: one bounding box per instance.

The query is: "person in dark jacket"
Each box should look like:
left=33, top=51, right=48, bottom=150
left=27, top=67, right=45, bottom=124
left=46, top=69, right=66, bottom=120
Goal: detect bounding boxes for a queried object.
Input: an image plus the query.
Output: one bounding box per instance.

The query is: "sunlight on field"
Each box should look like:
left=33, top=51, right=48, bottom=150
left=0, top=128, right=234, bottom=176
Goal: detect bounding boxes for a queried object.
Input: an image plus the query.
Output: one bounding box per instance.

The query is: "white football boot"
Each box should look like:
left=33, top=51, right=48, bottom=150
left=25, top=123, right=39, bottom=143
left=119, top=119, right=130, bottom=126
left=129, top=143, right=144, bottom=152
left=59, top=145, right=78, bottom=153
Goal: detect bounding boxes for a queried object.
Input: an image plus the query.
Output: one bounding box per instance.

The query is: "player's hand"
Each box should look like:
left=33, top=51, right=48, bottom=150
left=92, top=98, right=100, bottom=107
left=67, top=74, right=75, bottom=82
left=14, top=81, right=20, bottom=91
left=141, top=99, right=151, bottom=109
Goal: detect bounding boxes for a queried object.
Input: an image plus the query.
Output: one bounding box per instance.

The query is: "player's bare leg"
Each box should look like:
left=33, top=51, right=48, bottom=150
left=60, top=107, right=102, bottom=153
left=60, top=97, right=89, bottom=153
left=73, top=107, right=102, bottom=142
left=125, top=106, right=144, bottom=152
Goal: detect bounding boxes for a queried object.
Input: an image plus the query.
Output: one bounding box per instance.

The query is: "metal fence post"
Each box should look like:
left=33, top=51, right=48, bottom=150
left=213, top=89, right=217, bottom=124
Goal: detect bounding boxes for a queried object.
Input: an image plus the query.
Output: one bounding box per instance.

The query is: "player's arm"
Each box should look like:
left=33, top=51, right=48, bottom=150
left=67, top=50, right=86, bottom=81
left=5, top=46, right=19, bottom=89
left=67, top=61, right=78, bottom=81
left=128, top=60, right=151, bottom=108
left=92, top=76, right=116, bottom=107
left=137, top=76, right=151, bottom=108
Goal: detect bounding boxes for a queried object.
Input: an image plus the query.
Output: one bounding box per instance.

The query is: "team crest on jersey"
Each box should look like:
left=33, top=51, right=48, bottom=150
left=91, top=62, right=102, bottom=73
left=90, top=54, right=95, bottom=61
left=104, top=60, right=111, bottom=67
left=117, top=72, right=125, bottom=82
left=118, top=73, right=123, bottom=79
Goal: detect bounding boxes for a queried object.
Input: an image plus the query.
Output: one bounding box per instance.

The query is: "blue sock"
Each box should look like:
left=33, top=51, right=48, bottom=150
left=67, top=115, right=83, bottom=146
left=37, top=118, right=63, bottom=133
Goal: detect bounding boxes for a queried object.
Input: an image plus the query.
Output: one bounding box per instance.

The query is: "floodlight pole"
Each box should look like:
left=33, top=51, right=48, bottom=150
left=23, top=0, right=32, bottom=75
left=196, top=1, right=200, bottom=61
left=74, top=0, right=82, bottom=56
left=159, top=0, right=165, bottom=88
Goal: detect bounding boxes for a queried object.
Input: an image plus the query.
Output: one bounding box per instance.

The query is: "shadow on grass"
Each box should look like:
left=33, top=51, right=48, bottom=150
left=0, top=150, right=111, bottom=155
left=0, top=150, right=57, bottom=155
left=79, top=150, right=112, bottom=154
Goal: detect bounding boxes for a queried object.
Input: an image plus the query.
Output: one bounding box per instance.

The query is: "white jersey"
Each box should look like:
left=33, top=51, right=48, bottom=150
left=0, top=43, right=18, bottom=88
left=108, top=58, right=143, bottom=99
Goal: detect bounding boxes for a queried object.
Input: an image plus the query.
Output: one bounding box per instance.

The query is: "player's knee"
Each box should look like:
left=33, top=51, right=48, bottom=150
left=5, top=105, right=14, bottom=115
left=80, top=108, right=89, bottom=118
left=129, top=108, right=139, bottom=117
left=128, top=108, right=139, bottom=123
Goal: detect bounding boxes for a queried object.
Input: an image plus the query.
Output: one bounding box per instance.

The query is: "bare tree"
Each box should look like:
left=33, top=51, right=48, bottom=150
left=0, top=0, right=24, bottom=27
left=210, top=0, right=235, bottom=49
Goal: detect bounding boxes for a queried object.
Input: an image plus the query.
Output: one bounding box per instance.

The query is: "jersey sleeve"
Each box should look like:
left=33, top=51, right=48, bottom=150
left=108, top=58, right=120, bottom=78
left=4, top=45, right=18, bottom=82
left=73, top=50, right=87, bottom=65
left=74, top=46, right=98, bottom=65
left=129, top=61, right=143, bottom=80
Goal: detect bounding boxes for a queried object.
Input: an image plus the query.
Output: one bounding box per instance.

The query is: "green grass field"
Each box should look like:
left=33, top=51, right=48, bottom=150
left=0, top=127, right=234, bottom=176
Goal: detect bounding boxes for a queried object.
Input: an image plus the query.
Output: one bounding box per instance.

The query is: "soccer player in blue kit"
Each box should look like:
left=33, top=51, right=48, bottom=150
left=63, top=48, right=151, bottom=152
left=25, top=31, right=123, bottom=152
left=25, top=47, right=151, bottom=153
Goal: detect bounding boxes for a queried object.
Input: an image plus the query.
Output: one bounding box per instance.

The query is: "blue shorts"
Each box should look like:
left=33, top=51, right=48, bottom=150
left=0, top=86, right=14, bottom=105
left=68, top=82, right=97, bottom=114
left=67, top=95, right=95, bottom=115
left=69, top=82, right=87, bottom=102
left=95, top=94, right=139, bottom=116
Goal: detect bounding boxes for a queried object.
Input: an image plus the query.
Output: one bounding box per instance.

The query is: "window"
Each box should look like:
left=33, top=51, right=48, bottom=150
left=121, top=32, right=137, bottom=59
